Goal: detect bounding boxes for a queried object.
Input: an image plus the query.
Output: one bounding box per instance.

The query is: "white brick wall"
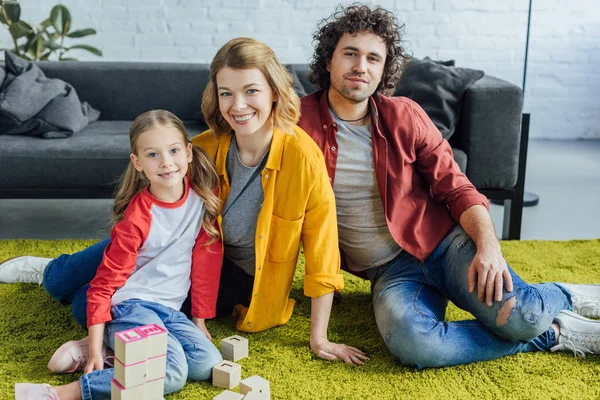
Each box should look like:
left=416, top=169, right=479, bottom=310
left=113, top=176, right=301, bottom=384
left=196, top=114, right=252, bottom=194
left=1, top=0, right=598, bottom=139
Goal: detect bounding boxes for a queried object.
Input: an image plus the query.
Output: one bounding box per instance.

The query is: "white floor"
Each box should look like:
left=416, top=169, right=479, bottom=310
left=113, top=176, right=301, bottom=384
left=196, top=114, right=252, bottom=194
left=1, top=139, right=599, bottom=241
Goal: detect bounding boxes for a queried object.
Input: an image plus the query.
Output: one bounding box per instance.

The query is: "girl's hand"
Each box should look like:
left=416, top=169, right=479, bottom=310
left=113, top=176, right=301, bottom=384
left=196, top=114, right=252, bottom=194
left=192, top=317, right=212, bottom=341
left=83, top=354, right=105, bottom=374
left=310, top=337, right=369, bottom=365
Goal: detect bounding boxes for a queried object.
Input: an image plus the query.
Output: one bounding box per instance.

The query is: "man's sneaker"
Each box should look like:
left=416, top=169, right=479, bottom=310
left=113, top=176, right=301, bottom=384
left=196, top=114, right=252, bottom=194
left=0, top=256, right=52, bottom=284
left=558, top=283, right=600, bottom=318
left=550, top=310, right=600, bottom=357
left=14, top=383, right=59, bottom=400
left=47, top=336, right=111, bottom=374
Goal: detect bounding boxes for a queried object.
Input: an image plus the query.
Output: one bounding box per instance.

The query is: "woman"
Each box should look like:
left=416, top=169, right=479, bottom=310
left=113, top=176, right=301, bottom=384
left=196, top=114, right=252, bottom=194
left=0, top=37, right=367, bottom=375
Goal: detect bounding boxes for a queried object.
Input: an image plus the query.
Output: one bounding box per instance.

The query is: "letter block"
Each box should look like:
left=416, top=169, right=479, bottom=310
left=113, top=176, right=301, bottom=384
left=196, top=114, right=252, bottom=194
left=212, top=360, right=242, bottom=390
left=213, top=390, right=245, bottom=400
left=146, top=355, right=167, bottom=381
left=239, top=376, right=270, bottom=399
left=114, top=358, right=146, bottom=388
left=111, top=379, right=143, bottom=400
left=143, top=378, right=165, bottom=400
left=137, top=324, right=168, bottom=358
left=115, top=328, right=147, bottom=366
left=221, top=335, right=249, bottom=362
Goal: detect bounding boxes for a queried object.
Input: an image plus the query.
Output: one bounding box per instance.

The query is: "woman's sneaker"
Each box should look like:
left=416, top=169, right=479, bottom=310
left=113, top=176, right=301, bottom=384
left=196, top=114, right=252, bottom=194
left=14, top=383, right=59, bottom=400
left=550, top=310, right=600, bottom=357
left=0, top=256, right=52, bottom=284
left=47, top=336, right=111, bottom=374
left=558, top=283, right=600, bottom=318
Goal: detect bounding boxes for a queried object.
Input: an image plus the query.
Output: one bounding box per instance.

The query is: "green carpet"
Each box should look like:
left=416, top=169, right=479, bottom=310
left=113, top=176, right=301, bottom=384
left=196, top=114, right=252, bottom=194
left=1, top=239, right=599, bottom=399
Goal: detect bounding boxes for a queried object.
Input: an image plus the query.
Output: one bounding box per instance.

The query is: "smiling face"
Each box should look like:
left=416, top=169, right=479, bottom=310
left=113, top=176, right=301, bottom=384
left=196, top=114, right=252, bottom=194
left=130, top=124, right=192, bottom=202
left=327, top=31, right=387, bottom=103
left=216, top=67, right=276, bottom=140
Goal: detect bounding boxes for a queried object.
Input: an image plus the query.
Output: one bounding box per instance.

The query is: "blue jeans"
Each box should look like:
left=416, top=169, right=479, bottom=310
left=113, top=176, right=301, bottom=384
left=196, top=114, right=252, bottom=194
left=367, top=225, right=573, bottom=369
left=78, top=299, right=222, bottom=400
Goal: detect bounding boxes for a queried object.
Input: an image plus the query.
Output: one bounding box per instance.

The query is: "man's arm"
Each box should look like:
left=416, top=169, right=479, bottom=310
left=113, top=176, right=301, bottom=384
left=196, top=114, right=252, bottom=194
left=459, top=205, right=513, bottom=306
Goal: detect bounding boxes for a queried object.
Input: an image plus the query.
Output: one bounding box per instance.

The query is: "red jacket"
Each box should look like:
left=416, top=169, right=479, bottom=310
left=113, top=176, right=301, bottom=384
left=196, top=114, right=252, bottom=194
left=299, top=90, right=488, bottom=266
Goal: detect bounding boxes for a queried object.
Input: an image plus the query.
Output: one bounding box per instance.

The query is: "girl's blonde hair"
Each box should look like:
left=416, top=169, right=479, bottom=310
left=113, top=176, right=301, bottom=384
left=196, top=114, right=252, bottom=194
left=202, top=37, right=300, bottom=137
left=112, top=110, right=221, bottom=242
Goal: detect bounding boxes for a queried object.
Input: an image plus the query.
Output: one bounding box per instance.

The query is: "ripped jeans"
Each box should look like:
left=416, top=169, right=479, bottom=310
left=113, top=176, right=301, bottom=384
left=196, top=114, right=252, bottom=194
left=368, top=225, right=572, bottom=369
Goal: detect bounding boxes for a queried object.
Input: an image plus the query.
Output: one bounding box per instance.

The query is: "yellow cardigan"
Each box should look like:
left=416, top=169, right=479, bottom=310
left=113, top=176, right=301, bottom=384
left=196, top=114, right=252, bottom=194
left=191, top=126, right=344, bottom=333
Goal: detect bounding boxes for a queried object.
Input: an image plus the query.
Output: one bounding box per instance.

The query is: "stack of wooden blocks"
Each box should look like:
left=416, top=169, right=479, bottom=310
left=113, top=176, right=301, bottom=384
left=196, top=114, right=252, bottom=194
left=212, top=335, right=270, bottom=399
left=110, top=324, right=168, bottom=400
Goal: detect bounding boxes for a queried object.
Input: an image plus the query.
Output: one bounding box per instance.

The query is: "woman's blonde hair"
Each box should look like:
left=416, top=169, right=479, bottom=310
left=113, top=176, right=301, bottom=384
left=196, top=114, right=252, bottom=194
left=112, top=109, right=221, bottom=242
left=202, top=37, right=300, bottom=137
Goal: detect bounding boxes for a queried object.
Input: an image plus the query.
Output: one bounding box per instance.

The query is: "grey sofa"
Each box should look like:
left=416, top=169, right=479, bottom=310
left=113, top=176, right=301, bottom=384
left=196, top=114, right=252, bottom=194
left=0, top=61, right=527, bottom=239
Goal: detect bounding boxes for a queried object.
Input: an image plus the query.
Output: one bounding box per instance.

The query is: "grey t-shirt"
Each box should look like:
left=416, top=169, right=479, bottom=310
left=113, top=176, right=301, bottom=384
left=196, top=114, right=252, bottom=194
left=331, top=112, right=402, bottom=271
left=220, top=136, right=267, bottom=276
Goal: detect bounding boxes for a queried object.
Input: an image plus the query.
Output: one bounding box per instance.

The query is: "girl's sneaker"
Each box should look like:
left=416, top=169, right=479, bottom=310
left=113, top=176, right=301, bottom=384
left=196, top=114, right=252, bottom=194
left=14, top=383, right=59, bottom=400
left=47, top=336, right=111, bottom=374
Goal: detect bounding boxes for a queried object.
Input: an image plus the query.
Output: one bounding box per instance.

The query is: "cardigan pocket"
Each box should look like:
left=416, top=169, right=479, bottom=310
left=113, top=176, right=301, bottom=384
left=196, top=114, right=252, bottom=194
left=267, top=214, right=304, bottom=262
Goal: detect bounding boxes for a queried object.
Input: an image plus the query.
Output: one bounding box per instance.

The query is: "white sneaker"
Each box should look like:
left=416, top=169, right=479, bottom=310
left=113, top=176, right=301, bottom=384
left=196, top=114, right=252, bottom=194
left=550, top=310, right=600, bottom=357
left=47, top=336, right=112, bottom=374
left=0, top=256, right=52, bottom=284
left=557, top=283, right=600, bottom=318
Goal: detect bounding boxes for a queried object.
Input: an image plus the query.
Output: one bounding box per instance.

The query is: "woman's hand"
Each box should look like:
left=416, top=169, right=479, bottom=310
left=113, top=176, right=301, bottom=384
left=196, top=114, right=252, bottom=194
left=192, top=317, right=212, bottom=341
left=83, top=353, right=105, bottom=374
left=310, top=337, right=369, bottom=365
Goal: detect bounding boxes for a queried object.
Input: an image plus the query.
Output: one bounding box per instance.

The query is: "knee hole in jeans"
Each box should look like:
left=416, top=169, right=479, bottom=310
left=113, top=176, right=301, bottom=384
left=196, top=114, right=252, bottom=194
left=496, top=296, right=516, bottom=327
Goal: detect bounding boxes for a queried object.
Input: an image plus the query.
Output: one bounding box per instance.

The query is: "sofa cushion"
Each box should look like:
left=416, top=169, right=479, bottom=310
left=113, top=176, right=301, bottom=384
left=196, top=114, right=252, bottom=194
left=0, top=121, right=208, bottom=191
left=394, top=58, right=484, bottom=140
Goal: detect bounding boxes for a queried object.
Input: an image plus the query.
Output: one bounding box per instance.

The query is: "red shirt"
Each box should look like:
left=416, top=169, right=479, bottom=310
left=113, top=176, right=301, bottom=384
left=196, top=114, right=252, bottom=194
left=299, top=90, right=489, bottom=264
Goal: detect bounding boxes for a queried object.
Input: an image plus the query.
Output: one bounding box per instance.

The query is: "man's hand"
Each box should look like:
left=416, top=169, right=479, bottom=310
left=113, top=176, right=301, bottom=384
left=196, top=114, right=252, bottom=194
left=83, top=354, right=104, bottom=374
left=467, top=241, right=513, bottom=306
left=192, top=317, right=212, bottom=341
left=310, top=336, right=369, bottom=365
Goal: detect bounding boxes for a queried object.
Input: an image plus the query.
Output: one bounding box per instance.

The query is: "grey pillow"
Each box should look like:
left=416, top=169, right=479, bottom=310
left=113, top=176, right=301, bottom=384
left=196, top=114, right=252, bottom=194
left=394, top=57, right=484, bottom=140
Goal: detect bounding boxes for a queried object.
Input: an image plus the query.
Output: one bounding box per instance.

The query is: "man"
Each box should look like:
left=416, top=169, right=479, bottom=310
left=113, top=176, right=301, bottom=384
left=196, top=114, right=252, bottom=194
left=297, top=4, right=599, bottom=367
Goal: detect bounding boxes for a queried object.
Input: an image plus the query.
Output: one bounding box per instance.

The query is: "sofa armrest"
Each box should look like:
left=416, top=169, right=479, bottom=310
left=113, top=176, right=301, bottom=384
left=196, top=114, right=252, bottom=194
left=452, top=75, right=523, bottom=190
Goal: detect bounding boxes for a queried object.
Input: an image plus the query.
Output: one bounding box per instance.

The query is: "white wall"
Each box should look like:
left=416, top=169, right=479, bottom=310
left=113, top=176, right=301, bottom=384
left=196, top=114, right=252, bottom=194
left=2, top=0, right=598, bottom=139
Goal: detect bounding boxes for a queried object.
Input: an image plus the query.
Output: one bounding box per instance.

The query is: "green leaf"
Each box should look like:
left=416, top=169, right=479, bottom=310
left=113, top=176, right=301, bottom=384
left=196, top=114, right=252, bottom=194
left=50, top=4, right=71, bottom=35
left=2, top=1, right=21, bottom=23
left=67, top=28, right=96, bottom=38
left=9, top=21, right=32, bottom=39
left=40, top=18, right=52, bottom=29
left=40, top=51, right=52, bottom=60
left=59, top=57, right=78, bottom=61
left=0, top=12, right=7, bottom=24
left=42, top=39, right=61, bottom=51
left=68, top=44, right=102, bottom=56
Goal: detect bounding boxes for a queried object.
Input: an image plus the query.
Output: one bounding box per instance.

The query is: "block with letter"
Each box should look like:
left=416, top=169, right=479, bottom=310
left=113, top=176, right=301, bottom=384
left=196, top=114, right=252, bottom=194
left=221, top=335, right=249, bottom=362
left=114, top=328, right=147, bottom=366
left=137, top=324, right=168, bottom=358
left=239, top=376, right=270, bottom=399
left=213, top=390, right=245, bottom=400
left=212, top=360, right=242, bottom=390
left=143, top=378, right=165, bottom=400
left=111, top=379, right=144, bottom=400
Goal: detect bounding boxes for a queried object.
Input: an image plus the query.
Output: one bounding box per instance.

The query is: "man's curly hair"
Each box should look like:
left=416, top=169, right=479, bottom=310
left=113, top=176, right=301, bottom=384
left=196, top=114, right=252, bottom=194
left=308, top=4, right=410, bottom=96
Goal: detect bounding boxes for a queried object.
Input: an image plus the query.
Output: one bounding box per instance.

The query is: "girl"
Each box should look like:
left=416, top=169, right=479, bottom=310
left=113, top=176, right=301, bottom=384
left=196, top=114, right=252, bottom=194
left=15, top=110, right=224, bottom=399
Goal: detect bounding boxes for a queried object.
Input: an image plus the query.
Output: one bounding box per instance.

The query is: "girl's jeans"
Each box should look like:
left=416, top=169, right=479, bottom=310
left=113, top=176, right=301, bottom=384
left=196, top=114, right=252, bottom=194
left=366, top=225, right=572, bottom=368
left=42, top=241, right=222, bottom=399
left=79, top=299, right=222, bottom=400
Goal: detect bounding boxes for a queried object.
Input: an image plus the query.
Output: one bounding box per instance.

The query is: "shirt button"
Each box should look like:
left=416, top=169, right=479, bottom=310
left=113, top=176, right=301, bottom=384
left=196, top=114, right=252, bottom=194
left=259, top=266, right=263, bottom=270
left=323, top=125, right=327, bottom=129
left=259, top=235, right=263, bottom=239
left=328, top=177, right=332, bottom=181
left=332, top=122, right=337, bottom=127
left=248, top=321, right=252, bottom=325
left=253, top=294, right=258, bottom=298
left=264, top=174, right=269, bottom=179
left=331, top=146, right=336, bottom=151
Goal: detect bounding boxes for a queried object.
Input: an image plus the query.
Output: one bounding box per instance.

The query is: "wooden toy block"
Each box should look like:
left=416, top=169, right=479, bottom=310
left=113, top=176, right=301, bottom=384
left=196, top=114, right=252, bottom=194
left=146, top=355, right=167, bottom=381
left=221, top=335, right=249, bottom=362
left=111, top=378, right=144, bottom=400
left=115, top=328, right=147, bottom=365
left=114, top=358, right=146, bottom=388
left=143, top=378, right=164, bottom=400
left=212, top=360, right=242, bottom=389
left=137, top=324, right=168, bottom=358
left=213, top=390, right=244, bottom=400
left=243, top=392, right=267, bottom=400
left=239, top=376, right=270, bottom=399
